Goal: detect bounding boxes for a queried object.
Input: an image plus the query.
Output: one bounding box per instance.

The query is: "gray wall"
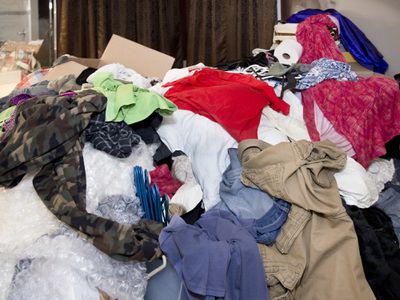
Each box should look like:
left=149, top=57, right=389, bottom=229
left=0, top=0, right=38, bottom=42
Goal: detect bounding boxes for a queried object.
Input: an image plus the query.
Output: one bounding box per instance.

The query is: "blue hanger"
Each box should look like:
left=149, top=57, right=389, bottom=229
left=153, top=184, right=162, bottom=222
left=136, top=166, right=150, bottom=219
left=134, top=167, right=146, bottom=218
left=133, top=165, right=170, bottom=225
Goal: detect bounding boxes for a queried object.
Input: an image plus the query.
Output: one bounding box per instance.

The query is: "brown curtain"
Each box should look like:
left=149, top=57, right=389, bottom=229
left=57, top=0, right=182, bottom=64
left=186, top=0, right=276, bottom=66
left=57, top=0, right=276, bottom=68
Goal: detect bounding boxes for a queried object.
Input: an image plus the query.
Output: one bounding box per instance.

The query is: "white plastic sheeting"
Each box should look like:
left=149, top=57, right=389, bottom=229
left=0, top=142, right=158, bottom=300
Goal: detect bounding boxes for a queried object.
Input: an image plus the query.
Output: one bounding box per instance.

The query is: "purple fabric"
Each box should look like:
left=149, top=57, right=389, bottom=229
left=10, top=94, right=32, bottom=105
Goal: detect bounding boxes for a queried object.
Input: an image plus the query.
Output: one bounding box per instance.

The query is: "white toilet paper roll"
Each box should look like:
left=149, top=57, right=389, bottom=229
left=274, top=39, right=303, bottom=65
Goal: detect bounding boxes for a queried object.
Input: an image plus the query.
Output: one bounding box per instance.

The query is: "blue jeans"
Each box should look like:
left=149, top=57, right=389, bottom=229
left=254, top=199, right=291, bottom=245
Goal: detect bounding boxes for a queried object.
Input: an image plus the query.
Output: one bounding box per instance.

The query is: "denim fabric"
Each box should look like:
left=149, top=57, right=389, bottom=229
left=254, top=199, right=291, bottom=245
left=214, top=199, right=290, bottom=246
left=392, top=158, right=400, bottom=185
left=375, top=187, right=400, bottom=242
left=219, top=148, right=274, bottom=219
left=217, top=148, right=291, bottom=245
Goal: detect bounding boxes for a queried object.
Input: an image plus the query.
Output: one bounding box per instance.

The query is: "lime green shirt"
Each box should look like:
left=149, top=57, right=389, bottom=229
left=0, top=106, right=16, bottom=132
left=92, top=72, right=177, bottom=124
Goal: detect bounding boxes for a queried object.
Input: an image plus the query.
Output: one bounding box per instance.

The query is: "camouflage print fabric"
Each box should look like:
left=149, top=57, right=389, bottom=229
left=0, top=90, right=163, bottom=262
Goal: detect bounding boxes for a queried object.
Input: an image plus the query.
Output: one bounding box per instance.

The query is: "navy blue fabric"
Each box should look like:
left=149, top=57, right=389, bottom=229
left=287, top=9, right=388, bottom=74
left=86, top=111, right=141, bottom=158
left=159, top=210, right=268, bottom=300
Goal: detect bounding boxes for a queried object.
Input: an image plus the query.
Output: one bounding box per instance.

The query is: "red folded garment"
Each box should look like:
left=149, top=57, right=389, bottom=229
left=150, top=164, right=183, bottom=198
left=164, top=68, right=290, bottom=141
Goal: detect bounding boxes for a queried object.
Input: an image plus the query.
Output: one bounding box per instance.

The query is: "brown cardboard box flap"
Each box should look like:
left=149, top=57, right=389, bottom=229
left=100, top=34, right=175, bottom=79
left=44, top=34, right=175, bottom=80
left=44, top=61, right=87, bottom=81
left=69, top=57, right=101, bottom=69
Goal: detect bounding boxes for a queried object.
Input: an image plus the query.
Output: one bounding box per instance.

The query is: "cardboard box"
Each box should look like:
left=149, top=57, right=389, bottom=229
left=350, top=62, right=374, bottom=77
left=44, top=34, right=175, bottom=81
left=0, top=40, right=43, bottom=73
left=273, top=23, right=298, bottom=44
left=0, top=70, right=22, bottom=97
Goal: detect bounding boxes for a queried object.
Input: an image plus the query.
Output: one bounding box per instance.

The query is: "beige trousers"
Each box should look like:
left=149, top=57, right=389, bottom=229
left=239, top=139, right=375, bottom=300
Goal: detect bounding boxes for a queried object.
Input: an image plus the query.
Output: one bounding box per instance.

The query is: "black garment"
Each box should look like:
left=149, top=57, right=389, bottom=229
left=344, top=202, right=400, bottom=300
left=85, top=111, right=141, bottom=158
left=382, top=135, right=400, bottom=159
left=86, top=111, right=172, bottom=164
left=153, top=143, right=173, bottom=168
left=181, top=200, right=205, bottom=225
left=130, top=112, right=163, bottom=144
left=130, top=113, right=172, bottom=165
left=76, top=67, right=97, bottom=85
left=394, top=73, right=400, bottom=89
left=215, top=52, right=274, bottom=71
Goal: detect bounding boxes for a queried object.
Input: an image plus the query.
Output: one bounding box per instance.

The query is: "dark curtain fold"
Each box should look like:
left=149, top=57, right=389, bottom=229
left=57, top=0, right=183, bottom=65
left=57, top=0, right=275, bottom=69
left=186, top=0, right=227, bottom=66
left=186, top=0, right=276, bottom=66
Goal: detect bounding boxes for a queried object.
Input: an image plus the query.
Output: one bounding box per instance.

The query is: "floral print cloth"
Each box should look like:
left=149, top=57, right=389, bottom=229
left=302, top=76, right=400, bottom=168
left=297, top=58, right=358, bottom=90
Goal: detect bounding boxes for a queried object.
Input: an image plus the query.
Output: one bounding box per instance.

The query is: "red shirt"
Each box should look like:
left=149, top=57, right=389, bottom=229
left=164, top=68, right=290, bottom=141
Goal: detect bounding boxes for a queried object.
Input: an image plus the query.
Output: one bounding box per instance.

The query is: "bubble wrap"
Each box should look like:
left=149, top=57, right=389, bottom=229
left=0, top=141, right=158, bottom=300
left=0, top=176, right=62, bottom=250
left=5, top=231, right=147, bottom=300
left=95, top=195, right=143, bottom=225
left=0, top=176, right=62, bottom=299
left=84, top=142, right=156, bottom=213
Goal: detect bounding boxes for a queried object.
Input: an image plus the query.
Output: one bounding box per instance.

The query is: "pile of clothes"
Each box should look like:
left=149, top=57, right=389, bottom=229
left=1, top=10, right=400, bottom=300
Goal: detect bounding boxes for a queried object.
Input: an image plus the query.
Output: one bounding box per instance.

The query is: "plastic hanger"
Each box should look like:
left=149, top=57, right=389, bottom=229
left=134, top=166, right=170, bottom=225
left=146, top=254, right=168, bottom=279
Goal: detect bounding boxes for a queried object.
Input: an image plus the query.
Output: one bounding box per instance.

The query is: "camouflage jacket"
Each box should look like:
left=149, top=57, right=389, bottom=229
left=0, top=90, right=162, bottom=261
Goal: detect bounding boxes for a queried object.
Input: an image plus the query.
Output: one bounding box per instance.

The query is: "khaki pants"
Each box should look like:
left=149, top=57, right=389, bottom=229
left=239, top=139, right=375, bottom=300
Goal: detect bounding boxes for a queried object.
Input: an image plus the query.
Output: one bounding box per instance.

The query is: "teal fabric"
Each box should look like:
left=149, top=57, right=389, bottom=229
left=92, top=72, right=177, bottom=124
